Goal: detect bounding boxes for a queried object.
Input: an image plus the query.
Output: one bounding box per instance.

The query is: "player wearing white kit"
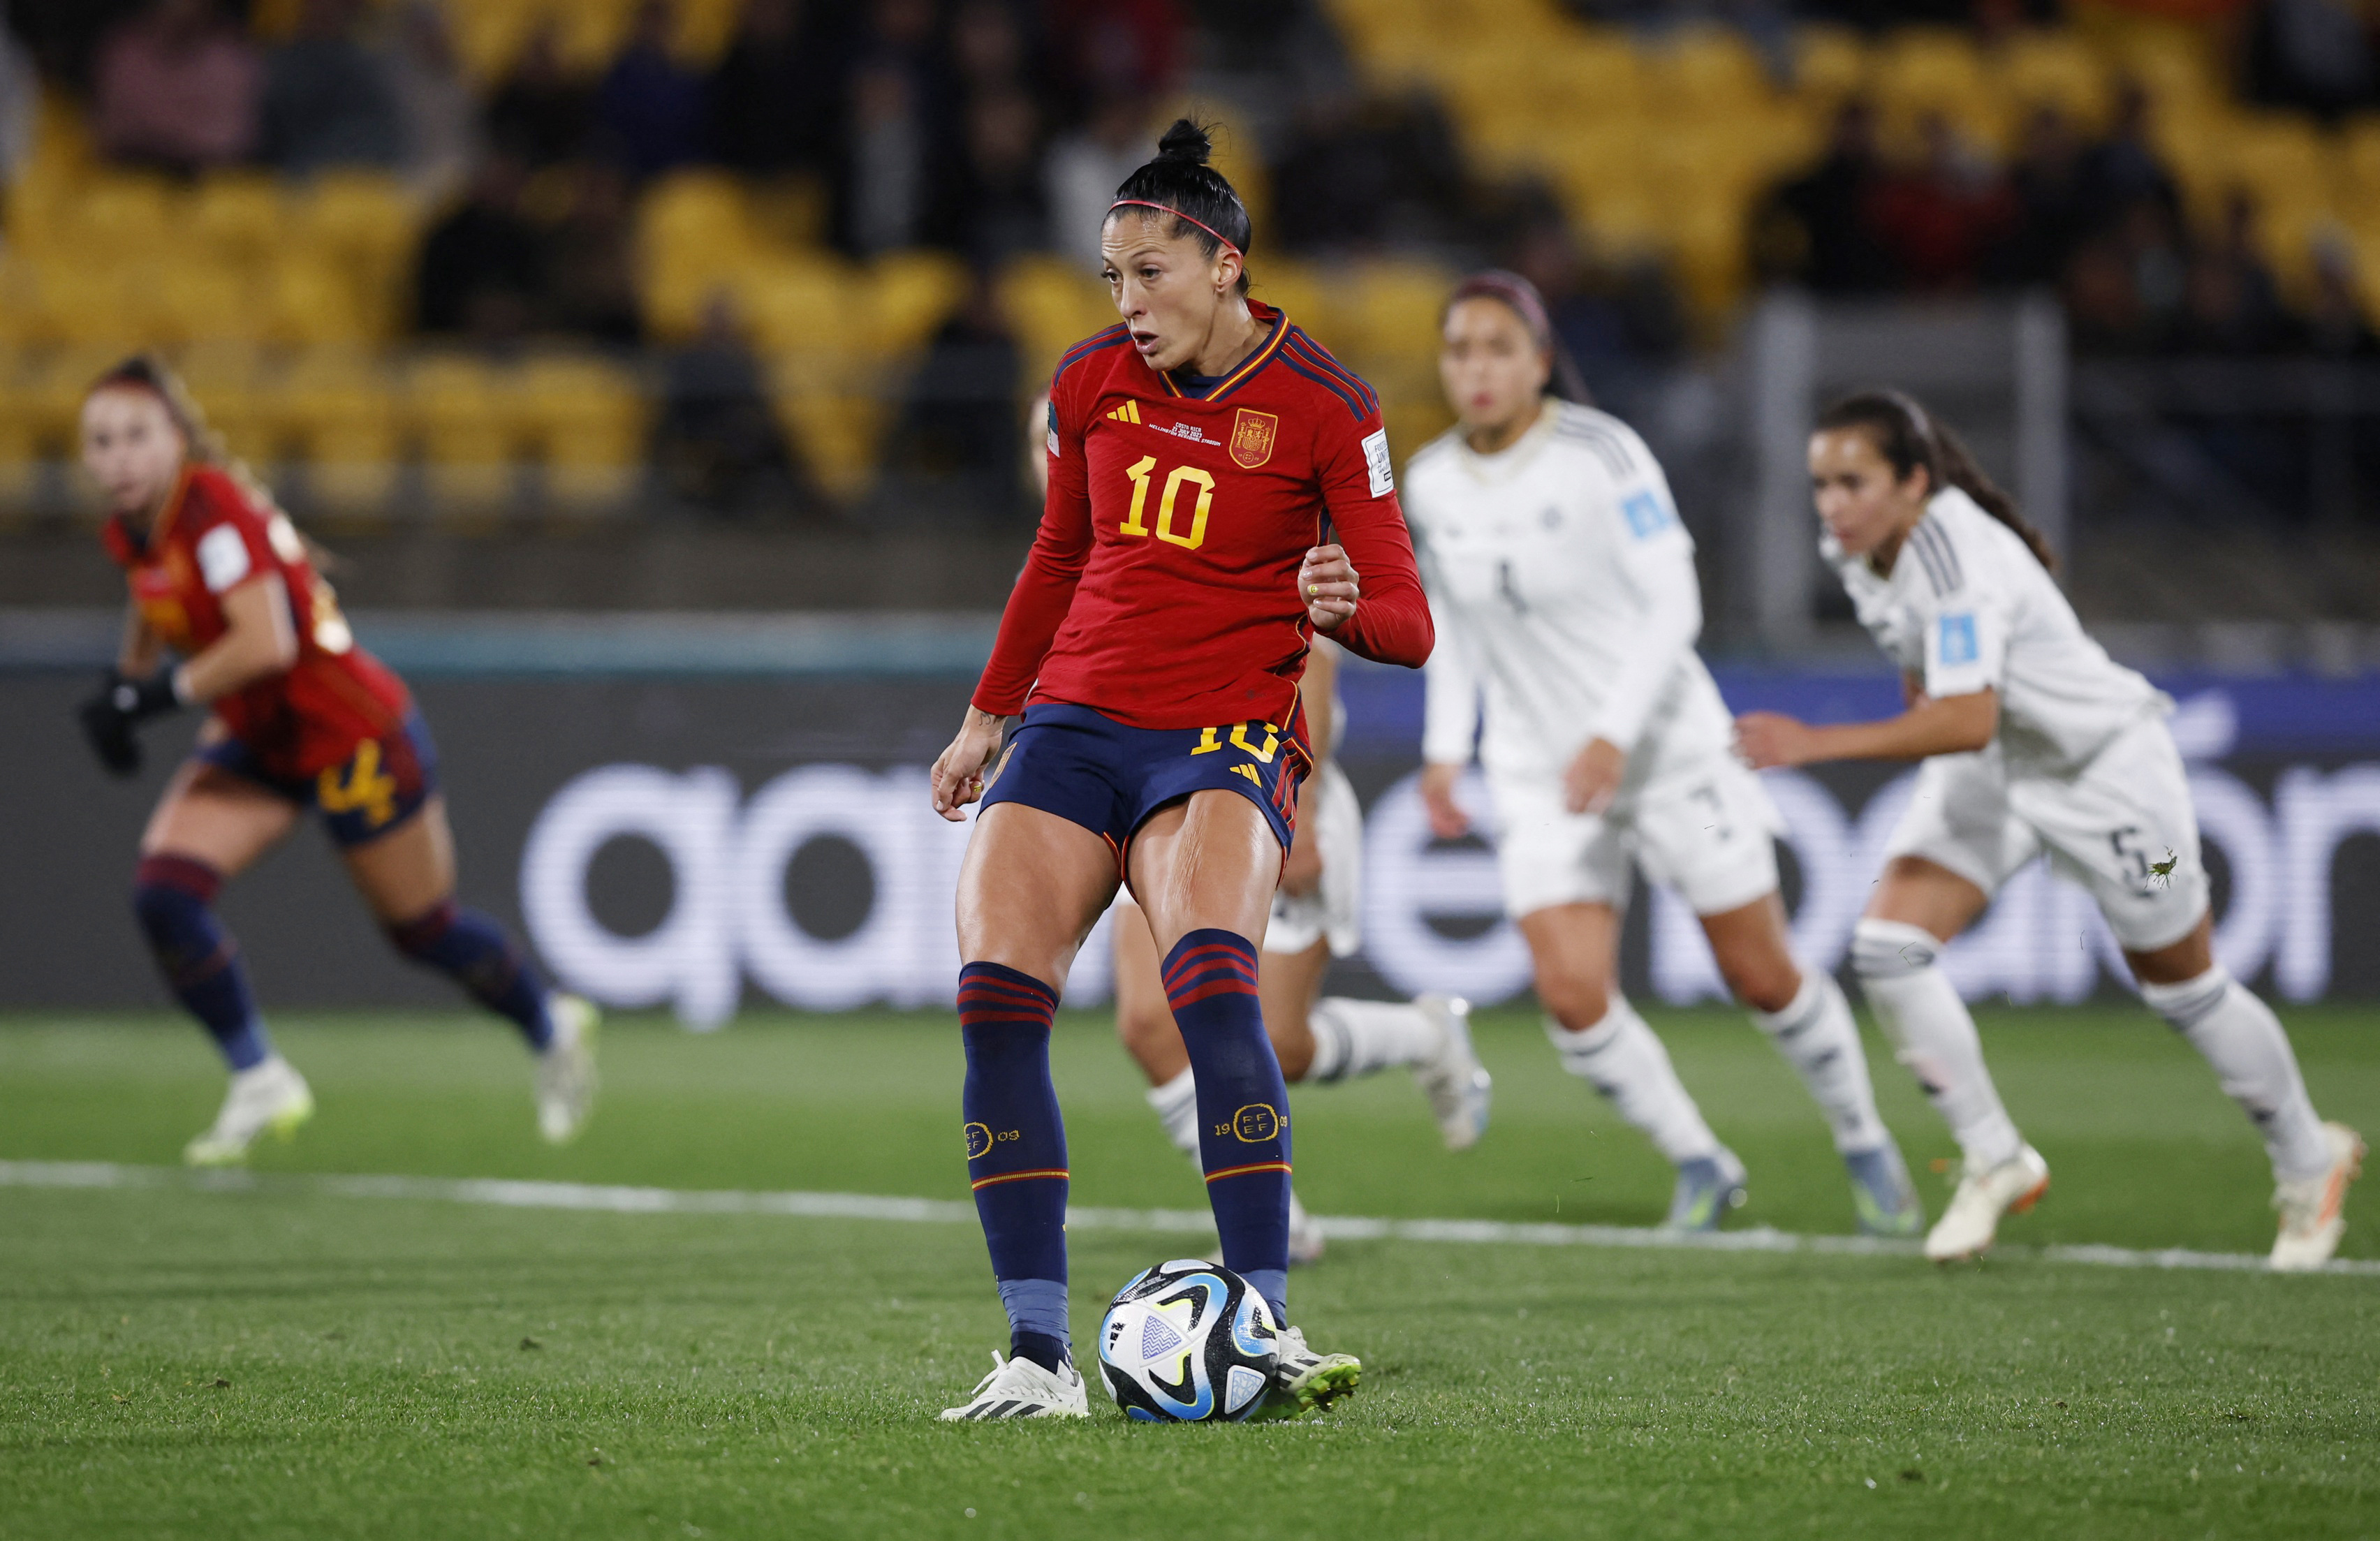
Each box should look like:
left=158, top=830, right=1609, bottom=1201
left=1736, top=389, right=2363, bottom=1269
left=1409, top=272, right=1921, bottom=1234
left=1112, top=637, right=1492, bottom=1263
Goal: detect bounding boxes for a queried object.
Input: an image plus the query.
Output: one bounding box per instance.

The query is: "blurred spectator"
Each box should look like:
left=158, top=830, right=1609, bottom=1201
left=653, top=291, right=818, bottom=519
left=2063, top=232, right=2150, bottom=353
left=2303, top=239, right=2379, bottom=357
left=1988, top=105, right=2094, bottom=287
left=414, top=150, right=544, bottom=341
left=594, top=0, right=709, bottom=179
left=837, top=61, right=936, bottom=254
left=259, top=0, right=404, bottom=175
left=2170, top=192, right=2290, bottom=353
left=92, top=0, right=260, bottom=173
left=948, top=88, right=1046, bottom=262
left=385, top=1, right=478, bottom=199
left=707, top=0, right=827, bottom=174
left=1270, top=89, right=1469, bottom=252
left=1511, top=217, right=1685, bottom=415
left=950, top=0, right=1036, bottom=95
left=545, top=161, right=643, bottom=344
left=1753, top=98, right=1894, bottom=294
left=885, top=268, right=1024, bottom=521
left=1045, top=90, right=1148, bottom=268
left=2078, top=82, right=2179, bottom=219
left=485, top=22, right=591, bottom=167
left=2245, top=0, right=2376, bottom=119
left=1046, top=0, right=1183, bottom=100
left=0, top=3, right=36, bottom=184
left=1864, top=115, right=2016, bottom=291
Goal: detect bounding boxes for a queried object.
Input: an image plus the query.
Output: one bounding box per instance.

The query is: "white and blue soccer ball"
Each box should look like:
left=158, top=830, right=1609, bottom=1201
left=1096, top=1260, right=1280, bottom=1423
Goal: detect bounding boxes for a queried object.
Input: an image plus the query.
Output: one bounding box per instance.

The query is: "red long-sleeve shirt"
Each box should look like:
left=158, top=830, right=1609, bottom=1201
left=974, top=302, right=1433, bottom=730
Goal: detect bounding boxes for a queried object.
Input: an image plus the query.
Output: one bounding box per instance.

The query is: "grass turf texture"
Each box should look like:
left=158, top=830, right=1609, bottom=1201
left=2, top=1006, right=2375, bottom=1539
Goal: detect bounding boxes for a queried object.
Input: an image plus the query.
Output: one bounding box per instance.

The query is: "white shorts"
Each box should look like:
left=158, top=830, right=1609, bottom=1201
left=1107, top=758, right=1364, bottom=959
left=1883, top=715, right=2208, bottom=952
left=1488, top=750, right=1784, bottom=920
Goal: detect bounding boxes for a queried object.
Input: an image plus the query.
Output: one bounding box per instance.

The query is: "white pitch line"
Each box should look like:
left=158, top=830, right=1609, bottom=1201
left=3, top=1160, right=2374, bottom=1278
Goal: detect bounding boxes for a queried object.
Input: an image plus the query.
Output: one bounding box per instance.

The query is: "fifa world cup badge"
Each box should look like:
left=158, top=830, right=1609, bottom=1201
left=1229, top=408, right=1278, bottom=469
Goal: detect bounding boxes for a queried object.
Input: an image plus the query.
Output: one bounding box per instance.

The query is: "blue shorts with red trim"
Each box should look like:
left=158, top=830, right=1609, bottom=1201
left=198, top=709, right=439, bottom=849
left=978, top=702, right=1310, bottom=876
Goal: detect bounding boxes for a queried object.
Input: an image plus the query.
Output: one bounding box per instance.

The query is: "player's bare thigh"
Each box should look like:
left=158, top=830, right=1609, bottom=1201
left=1517, top=901, right=1621, bottom=1031
left=140, top=757, right=301, bottom=877
left=341, top=794, right=460, bottom=924
left=1864, top=855, right=1991, bottom=943
left=957, top=801, right=1118, bottom=987
left=1695, top=892, right=1802, bottom=1015
left=1127, top=790, right=1279, bottom=957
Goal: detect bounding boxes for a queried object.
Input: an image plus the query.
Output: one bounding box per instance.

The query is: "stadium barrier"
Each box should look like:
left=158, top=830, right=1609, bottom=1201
left=3, top=621, right=2377, bottom=1017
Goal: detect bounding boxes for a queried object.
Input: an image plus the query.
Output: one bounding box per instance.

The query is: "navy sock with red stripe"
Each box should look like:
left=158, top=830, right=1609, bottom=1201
left=1161, top=928, right=1291, bottom=1325
left=958, top=961, right=1071, bottom=1369
left=131, top=855, right=272, bottom=1072
left=386, top=900, right=554, bottom=1052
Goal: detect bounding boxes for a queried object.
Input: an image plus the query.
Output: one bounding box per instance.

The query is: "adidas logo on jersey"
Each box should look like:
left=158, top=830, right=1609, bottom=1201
left=1106, top=401, right=1143, bottom=425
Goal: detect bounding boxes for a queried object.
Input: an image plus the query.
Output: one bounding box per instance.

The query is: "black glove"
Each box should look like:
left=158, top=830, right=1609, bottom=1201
left=75, top=669, right=181, bottom=778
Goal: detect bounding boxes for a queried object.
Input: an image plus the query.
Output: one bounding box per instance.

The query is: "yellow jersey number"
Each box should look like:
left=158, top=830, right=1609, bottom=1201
left=1120, top=455, right=1215, bottom=551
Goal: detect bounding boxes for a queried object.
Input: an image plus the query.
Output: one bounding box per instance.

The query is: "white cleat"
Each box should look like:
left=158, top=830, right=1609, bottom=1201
left=937, top=1350, right=1090, bottom=1421
left=2271, top=1122, right=2365, bottom=1273
left=1925, top=1143, right=2050, bottom=1262
left=184, top=1055, right=314, bottom=1167
left=1287, top=1186, right=1325, bottom=1267
left=536, top=995, right=600, bottom=1145
left=1413, top=994, right=1492, bottom=1151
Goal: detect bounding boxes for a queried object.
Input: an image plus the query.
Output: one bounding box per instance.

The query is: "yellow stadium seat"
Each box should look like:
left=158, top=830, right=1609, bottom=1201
left=409, top=352, right=521, bottom=517
left=1872, top=28, right=2001, bottom=151
left=260, top=253, right=370, bottom=346
left=1997, top=31, right=2110, bottom=131
left=740, top=256, right=857, bottom=357
left=1791, top=25, right=1868, bottom=103
left=866, top=251, right=967, bottom=354
left=518, top=353, right=647, bottom=513
left=71, top=175, right=179, bottom=263
left=999, top=256, right=1117, bottom=383
left=1657, top=26, right=1774, bottom=114
left=1248, top=260, right=1332, bottom=338
left=445, top=0, right=542, bottom=82
left=1342, top=260, right=1456, bottom=375
left=146, top=261, right=253, bottom=346
left=267, top=350, right=399, bottom=514
left=2339, top=115, right=2380, bottom=213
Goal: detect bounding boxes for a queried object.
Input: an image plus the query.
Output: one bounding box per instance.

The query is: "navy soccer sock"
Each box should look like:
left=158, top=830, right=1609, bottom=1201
left=959, top=961, right=1071, bottom=1371
left=132, top=855, right=272, bottom=1072
left=1161, top=929, right=1292, bottom=1326
left=388, top=900, right=554, bottom=1051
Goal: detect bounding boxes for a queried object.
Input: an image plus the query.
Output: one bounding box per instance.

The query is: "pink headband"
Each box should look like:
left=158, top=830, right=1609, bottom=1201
left=1107, top=198, right=1242, bottom=259
left=1448, top=270, right=1554, bottom=353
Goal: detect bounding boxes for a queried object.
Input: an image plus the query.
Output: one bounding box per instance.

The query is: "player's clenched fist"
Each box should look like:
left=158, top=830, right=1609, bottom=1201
left=930, top=707, right=1008, bottom=820
left=1300, top=544, right=1358, bottom=631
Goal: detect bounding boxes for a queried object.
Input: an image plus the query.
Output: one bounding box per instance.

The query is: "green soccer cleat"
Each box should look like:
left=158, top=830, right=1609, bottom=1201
left=1251, top=1325, right=1360, bottom=1420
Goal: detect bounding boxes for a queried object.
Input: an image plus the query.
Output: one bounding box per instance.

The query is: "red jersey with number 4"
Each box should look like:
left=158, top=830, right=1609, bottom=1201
left=974, top=302, right=1433, bottom=730
left=102, top=464, right=412, bottom=780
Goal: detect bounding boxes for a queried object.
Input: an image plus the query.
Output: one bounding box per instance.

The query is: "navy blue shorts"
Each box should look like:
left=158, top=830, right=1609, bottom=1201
left=979, top=702, right=1312, bottom=878
left=198, top=710, right=440, bottom=849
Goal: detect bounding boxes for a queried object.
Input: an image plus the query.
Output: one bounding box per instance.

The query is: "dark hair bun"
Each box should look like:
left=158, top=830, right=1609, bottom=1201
left=1156, top=118, right=1213, bottom=165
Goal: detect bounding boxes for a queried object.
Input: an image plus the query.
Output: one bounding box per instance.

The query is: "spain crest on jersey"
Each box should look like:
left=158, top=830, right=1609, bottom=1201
left=1229, top=408, right=1278, bottom=469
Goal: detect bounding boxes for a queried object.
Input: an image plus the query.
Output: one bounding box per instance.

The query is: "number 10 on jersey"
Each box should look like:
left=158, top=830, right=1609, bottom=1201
left=1121, top=455, right=1214, bottom=551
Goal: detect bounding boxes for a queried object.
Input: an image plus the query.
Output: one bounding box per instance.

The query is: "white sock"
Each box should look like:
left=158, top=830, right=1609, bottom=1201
left=1851, top=920, right=2022, bottom=1170
left=1545, top=995, right=1719, bottom=1165
left=1146, top=1068, right=1200, bottom=1161
left=2140, top=966, right=2332, bottom=1181
left=1305, top=997, right=1443, bottom=1083
left=1753, top=971, right=1888, bottom=1155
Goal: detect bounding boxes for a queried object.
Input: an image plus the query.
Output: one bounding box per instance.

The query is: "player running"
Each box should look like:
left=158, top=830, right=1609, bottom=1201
left=1111, top=635, right=1491, bottom=1265
left=1735, top=389, right=2363, bottom=1269
left=74, top=356, right=596, bottom=1165
left=929, top=121, right=1431, bottom=1420
left=1407, top=272, right=1921, bottom=1236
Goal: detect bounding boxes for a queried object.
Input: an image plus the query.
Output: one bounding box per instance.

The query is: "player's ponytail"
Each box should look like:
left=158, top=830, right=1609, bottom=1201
left=1815, top=389, right=2057, bottom=573
left=1106, top=118, right=1254, bottom=296
left=1443, top=269, right=1591, bottom=403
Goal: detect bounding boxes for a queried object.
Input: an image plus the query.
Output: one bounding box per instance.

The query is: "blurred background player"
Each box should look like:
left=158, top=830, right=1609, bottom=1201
left=1736, top=389, right=2363, bottom=1270
left=1022, top=392, right=1493, bottom=1267
left=1408, top=272, right=1921, bottom=1237
left=928, top=121, right=1430, bottom=1421
left=74, top=356, right=596, bottom=1166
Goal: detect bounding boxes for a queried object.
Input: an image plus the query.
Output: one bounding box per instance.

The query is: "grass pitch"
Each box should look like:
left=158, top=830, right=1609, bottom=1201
left=3, top=1005, right=2377, bottom=1539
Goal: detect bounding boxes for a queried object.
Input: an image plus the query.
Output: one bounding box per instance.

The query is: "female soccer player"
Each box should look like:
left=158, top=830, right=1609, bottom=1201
left=1110, top=635, right=1491, bottom=1266
left=75, top=356, right=596, bottom=1165
left=1736, top=389, right=2362, bottom=1269
left=1407, top=272, right=1920, bottom=1236
left=928, top=121, right=1431, bottom=1420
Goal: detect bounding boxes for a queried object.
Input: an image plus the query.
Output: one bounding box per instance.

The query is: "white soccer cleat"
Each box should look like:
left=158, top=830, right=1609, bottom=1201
left=184, top=1055, right=314, bottom=1167
left=2271, top=1122, right=2365, bottom=1273
left=1253, top=1325, right=1361, bottom=1420
left=1287, top=1186, right=1325, bottom=1267
left=1925, top=1143, right=2050, bottom=1262
left=536, top=995, right=600, bottom=1145
left=937, top=1350, right=1091, bottom=1421
left=1413, top=994, right=1492, bottom=1151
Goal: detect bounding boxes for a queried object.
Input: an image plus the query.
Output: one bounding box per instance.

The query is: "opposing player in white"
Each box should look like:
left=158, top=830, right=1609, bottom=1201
left=1737, top=389, right=2363, bottom=1269
left=1111, top=606, right=1492, bottom=1266
left=1407, top=272, right=1920, bottom=1235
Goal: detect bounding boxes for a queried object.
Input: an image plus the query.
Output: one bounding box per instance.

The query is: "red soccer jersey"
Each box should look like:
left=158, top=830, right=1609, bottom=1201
left=103, top=464, right=413, bottom=780
left=974, top=302, right=1432, bottom=730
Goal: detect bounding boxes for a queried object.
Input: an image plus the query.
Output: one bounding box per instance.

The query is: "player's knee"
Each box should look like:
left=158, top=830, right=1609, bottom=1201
left=385, top=898, right=459, bottom=961
left=1536, top=970, right=1611, bottom=1033
left=1719, top=953, right=1802, bottom=1015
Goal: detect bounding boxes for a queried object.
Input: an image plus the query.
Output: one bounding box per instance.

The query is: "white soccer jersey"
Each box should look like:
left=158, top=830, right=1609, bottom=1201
left=1829, top=486, right=2164, bottom=776
left=1405, top=400, right=1735, bottom=785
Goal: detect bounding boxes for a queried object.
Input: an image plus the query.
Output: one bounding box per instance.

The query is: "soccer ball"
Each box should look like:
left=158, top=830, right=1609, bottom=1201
left=1096, top=1260, right=1280, bottom=1423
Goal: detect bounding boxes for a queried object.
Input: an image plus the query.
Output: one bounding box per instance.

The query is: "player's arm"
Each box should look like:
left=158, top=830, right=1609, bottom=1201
left=1567, top=464, right=1699, bottom=814
left=1309, top=414, right=1432, bottom=667
left=1738, top=595, right=2005, bottom=768
left=1281, top=640, right=1337, bottom=897
left=176, top=573, right=300, bottom=704
left=1418, top=583, right=1482, bottom=840
left=115, top=600, right=161, bottom=679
